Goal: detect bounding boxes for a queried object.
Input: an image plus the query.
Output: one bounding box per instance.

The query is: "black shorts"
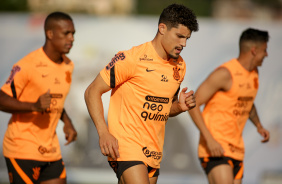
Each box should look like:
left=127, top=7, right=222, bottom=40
left=109, top=161, right=159, bottom=180
left=5, top=157, right=66, bottom=184
left=199, top=157, right=244, bottom=179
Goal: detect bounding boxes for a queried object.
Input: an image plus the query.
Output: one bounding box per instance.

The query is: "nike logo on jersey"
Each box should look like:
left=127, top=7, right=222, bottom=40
left=42, top=74, right=48, bottom=78
left=146, top=68, right=155, bottom=72
left=239, top=83, right=245, bottom=88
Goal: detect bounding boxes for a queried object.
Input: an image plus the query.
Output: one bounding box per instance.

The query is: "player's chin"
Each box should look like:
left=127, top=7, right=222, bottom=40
left=170, top=53, right=180, bottom=59
left=63, top=49, right=71, bottom=54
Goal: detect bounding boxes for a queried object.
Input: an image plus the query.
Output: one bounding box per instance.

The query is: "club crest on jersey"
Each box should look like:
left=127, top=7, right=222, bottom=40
left=5, top=65, right=21, bottom=84
left=254, top=77, right=258, bottom=89
left=106, top=52, right=126, bottom=70
left=65, top=71, right=71, bottom=83
left=173, top=66, right=181, bottom=81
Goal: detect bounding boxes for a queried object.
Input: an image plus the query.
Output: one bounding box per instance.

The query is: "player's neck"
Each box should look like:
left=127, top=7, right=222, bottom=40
left=151, top=37, right=169, bottom=61
left=237, top=56, right=256, bottom=72
left=43, top=45, right=63, bottom=64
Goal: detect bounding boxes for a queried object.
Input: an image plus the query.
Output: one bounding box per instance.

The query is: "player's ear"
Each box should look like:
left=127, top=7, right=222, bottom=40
left=250, top=46, right=257, bottom=56
left=46, top=30, right=53, bottom=40
left=158, top=23, right=166, bottom=35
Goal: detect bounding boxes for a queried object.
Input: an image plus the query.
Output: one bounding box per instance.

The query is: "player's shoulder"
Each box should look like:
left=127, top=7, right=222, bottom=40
left=124, top=42, right=150, bottom=57
left=111, top=42, right=148, bottom=66
left=211, top=64, right=232, bottom=82
left=62, top=54, right=74, bottom=66
left=214, top=66, right=231, bottom=76
left=14, top=48, right=42, bottom=68
left=220, top=58, right=239, bottom=69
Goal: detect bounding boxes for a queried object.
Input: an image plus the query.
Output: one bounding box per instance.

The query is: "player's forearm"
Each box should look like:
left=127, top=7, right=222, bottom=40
left=249, top=104, right=263, bottom=129
left=189, top=107, right=214, bottom=141
left=60, top=108, right=72, bottom=124
left=169, top=100, right=183, bottom=117
left=84, top=87, right=109, bottom=136
left=0, top=90, right=34, bottom=113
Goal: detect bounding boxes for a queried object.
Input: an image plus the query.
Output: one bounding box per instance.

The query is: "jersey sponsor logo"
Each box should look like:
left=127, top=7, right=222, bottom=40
left=44, top=108, right=63, bottom=114
left=172, top=60, right=182, bottom=66
left=41, top=93, right=64, bottom=114
left=65, top=71, right=71, bottom=83
left=50, top=93, right=63, bottom=98
left=141, top=99, right=169, bottom=122
left=161, top=75, right=168, bottom=82
left=146, top=68, right=155, bottom=72
left=233, top=109, right=249, bottom=116
left=142, top=147, right=162, bottom=160
left=234, top=71, right=243, bottom=76
left=43, top=107, right=63, bottom=114
left=173, top=66, right=181, bottom=81
left=44, top=106, right=63, bottom=114
left=233, top=96, right=254, bottom=116
left=139, top=54, right=153, bottom=61
left=238, top=83, right=245, bottom=88
left=36, top=62, right=47, bottom=67
left=38, top=145, right=56, bottom=155
left=5, top=65, right=21, bottom=84
left=54, top=78, right=60, bottom=84
left=228, top=143, right=244, bottom=154
left=239, top=83, right=252, bottom=89
left=106, top=52, right=126, bottom=70
left=145, top=95, right=169, bottom=104
left=32, top=167, right=41, bottom=180
left=237, top=96, right=253, bottom=101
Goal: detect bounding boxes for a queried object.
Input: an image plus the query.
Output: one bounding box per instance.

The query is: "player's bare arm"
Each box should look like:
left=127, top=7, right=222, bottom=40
left=84, top=74, right=120, bottom=160
left=189, top=67, right=232, bottom=156
left=0, top=89, right=51, bottom=113
left=61, top=108, right=77, bottom=145
left=169, top=87, right=196, bottom=117
left=249, top=104, right=270, bottom=143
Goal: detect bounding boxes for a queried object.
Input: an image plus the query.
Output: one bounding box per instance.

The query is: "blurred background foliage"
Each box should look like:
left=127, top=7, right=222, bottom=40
left=0, top=0, right=281, bottom=19
left=0, top=0, right=28, bottom=11
left=136, top=0, right=213, bottom=17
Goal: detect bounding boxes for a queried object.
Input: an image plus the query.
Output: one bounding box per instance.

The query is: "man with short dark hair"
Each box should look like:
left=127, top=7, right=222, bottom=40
left=189, top=28, right=270, bottom=184
left=85, top=3, right=199, bottom=184
left=0, top=12, right=77, bottom=184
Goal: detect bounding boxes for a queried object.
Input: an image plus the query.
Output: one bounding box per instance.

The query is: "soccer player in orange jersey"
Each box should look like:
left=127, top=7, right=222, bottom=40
left=0, top=12, right=77, bottom=184
left=85, top=3, right=199, bottom=184
left=189, top=28, right=270, bottom=184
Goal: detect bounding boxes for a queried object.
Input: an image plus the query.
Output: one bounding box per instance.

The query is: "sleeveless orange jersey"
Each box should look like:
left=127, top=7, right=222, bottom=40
left=1, top=47, right=74, bottom=161
left=198, top=58, right=259, bottom=161
left=100, top=41, right=186, bottom=168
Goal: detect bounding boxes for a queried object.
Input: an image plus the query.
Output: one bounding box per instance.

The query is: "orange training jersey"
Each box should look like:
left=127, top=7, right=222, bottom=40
left=100, top=41, right=186, bottom=168
left=198, top=58, right=259, bottom=161
left=1, top=47, right=74, bottom=161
